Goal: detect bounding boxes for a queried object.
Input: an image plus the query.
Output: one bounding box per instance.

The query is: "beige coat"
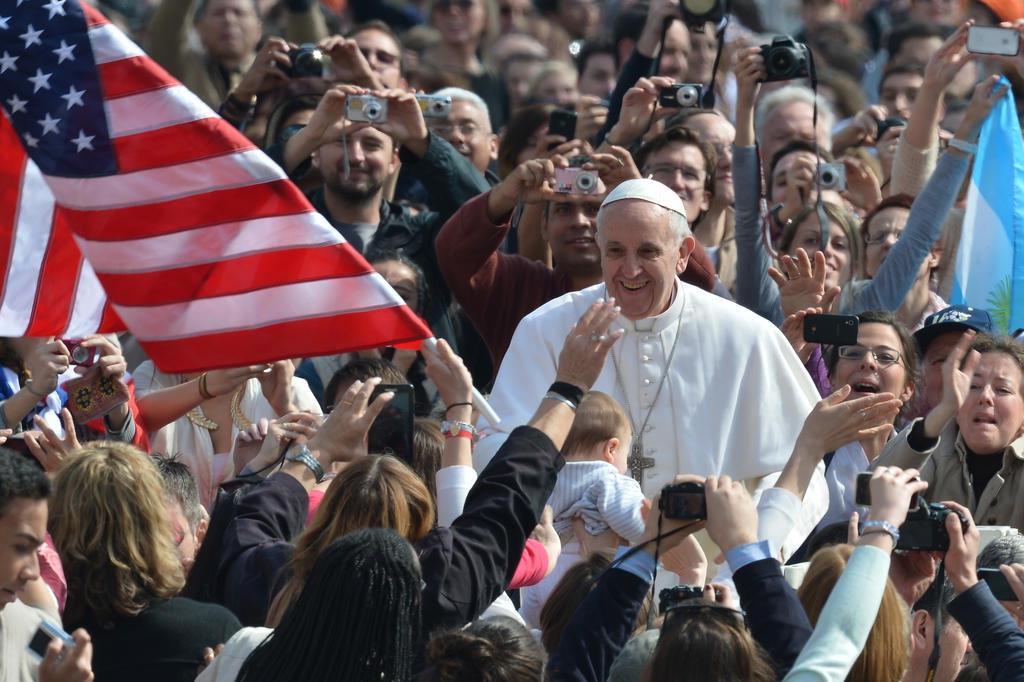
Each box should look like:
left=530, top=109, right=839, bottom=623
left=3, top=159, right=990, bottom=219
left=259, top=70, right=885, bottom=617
left=874, top=418, right=1024, bottom=528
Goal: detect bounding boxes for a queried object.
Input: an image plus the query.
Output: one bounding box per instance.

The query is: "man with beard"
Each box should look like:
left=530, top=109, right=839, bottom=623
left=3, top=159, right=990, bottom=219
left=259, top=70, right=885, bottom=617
left=286, top=86, right=492, bottom=379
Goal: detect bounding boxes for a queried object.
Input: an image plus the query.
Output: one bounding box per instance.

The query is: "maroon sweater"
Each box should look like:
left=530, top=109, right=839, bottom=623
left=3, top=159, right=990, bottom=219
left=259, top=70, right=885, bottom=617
left=437, top=191, right=718, bottom=373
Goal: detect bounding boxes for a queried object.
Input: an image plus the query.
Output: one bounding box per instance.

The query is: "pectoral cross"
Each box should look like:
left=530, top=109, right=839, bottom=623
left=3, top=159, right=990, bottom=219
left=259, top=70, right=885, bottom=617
left=627, top=436, right=654, bottom=483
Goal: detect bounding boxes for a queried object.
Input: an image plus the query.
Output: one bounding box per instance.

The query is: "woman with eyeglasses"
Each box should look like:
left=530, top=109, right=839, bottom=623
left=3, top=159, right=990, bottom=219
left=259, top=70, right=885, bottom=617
left=818, top=311, right=919, bottom=527
left=875, top=331, right=1024, bottom=529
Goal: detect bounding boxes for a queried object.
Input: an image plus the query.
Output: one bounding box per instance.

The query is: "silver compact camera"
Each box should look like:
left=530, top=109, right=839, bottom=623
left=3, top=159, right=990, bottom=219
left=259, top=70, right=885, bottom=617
left=658, top=83, right=704, bottom=109
left=554, top=167, right=599, bottom=195
left=817, top=162, right=846, bottom=192
left=346, top=95, right=388, bottom=123
left=416, top=94, right=452, bottom=118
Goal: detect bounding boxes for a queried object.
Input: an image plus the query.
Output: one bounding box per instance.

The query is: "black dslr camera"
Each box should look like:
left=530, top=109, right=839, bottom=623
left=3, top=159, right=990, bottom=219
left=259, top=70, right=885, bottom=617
left=659, top=585, right=704, bottom=613
left=286, top=43, right=325, bottom=78
left=659, top=481, right=707, bottom=520
left=896, top=503, right=968, bottom=551
left=759, top=36, right=810, bottom=83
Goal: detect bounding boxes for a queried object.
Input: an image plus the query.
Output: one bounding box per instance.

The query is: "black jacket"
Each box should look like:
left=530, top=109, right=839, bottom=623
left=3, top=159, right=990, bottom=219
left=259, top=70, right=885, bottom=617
left=216, top=426, right=564, bottom=634
left=732, top=557, right=814, bottom=677
left=307, top=132, right=494, bottom=383
left=948, top=581, right=1024, bottom=682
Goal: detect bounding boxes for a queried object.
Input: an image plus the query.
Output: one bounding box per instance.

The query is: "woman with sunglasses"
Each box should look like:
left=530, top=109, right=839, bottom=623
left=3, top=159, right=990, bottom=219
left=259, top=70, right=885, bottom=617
left=818, top=311, right=919, bottom=527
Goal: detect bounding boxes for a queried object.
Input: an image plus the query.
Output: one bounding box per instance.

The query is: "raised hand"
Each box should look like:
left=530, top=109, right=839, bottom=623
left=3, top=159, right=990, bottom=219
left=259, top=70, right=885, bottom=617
left=705, top=475, right=759, bottom=555
left=308, top=377, right=393, bottom=464
left=23, top=339, right=71, bottom=397
left=923, top=22, right=974, bottom=91
left=231, top=37, right=293, bottom=103
left=733, top=46, right=766, bottom=146
left=842, top=157, right=883, bottom=213
left=38, top=628, right=93, bottom=682
left=583, top=147, right=642, bottom=190
left=606, top=76, right=673, bottom=147
left=257, top=360, right=296, bottom=416
left=942, top=500, right=980, bottom=593
left=780, top=307, right=823, bottom=363
left=422, top=338, right=473, bottom=409
left=797, top=385, right=902, bottom=455
left=24, top=410, right=80, bottom=474
left=236, top=411, right=321, bottom=476
left=486, top=156, right=566, bottom=220
left=576, top=95, right=609, bottom=142
left=319, top=35, right=381, bottom=88
left=953, top=74, right=1010, bottom=146
left=204, top=365, right=273, bottom=398
left=371, top=89, right=430, bottom=156
left=863, top=466, right=929, bottom=532
left=924, top=330, right=979, bottom=437
left=769, top=249, right=842, bottom=318
left=555, top=299, right=624, bottom=391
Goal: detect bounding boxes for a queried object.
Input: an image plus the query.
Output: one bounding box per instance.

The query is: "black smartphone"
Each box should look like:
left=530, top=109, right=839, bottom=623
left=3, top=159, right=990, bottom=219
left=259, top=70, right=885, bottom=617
left=547, top=109, right=577, bottom=146
left=367, top=383, right=415, bottom=464
left=979, top=567, right=1019, bottom=601
left=804, top=314, right=859, bottom=346
left=855, top=471, right=920, bottom=510
left=27, top=619, right=75, bottom=660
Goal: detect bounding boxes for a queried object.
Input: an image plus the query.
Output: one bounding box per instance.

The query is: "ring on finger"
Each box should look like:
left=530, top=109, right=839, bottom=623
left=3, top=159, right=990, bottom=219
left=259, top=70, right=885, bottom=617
left=590, top=333, right=602, bottom=341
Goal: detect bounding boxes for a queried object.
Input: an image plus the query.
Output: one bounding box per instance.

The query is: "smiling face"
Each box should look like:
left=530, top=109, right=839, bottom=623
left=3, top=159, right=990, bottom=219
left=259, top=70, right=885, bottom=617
left=956, top=352, right=1024, bottom=454
left=830, top=322, right=914, bottom=404
left=433, top=0, right=487, bottom=48
left=0, top=497, right=46, bottom=610
left=543, top=198, right=603, bottom=277
left=428, top=100, right=497, bottom=174
left=315, top=126, right=398, bottom=202
left=598, top=200, right=694, bottom=320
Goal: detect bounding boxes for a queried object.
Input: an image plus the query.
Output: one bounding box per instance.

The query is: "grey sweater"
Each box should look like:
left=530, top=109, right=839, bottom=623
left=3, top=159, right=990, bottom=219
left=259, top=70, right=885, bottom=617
left=733, top=145, right=969, bottom=325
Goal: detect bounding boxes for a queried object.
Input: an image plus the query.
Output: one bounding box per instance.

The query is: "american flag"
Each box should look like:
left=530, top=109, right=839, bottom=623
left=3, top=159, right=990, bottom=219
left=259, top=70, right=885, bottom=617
left=0, top=0, right=430, bottom=372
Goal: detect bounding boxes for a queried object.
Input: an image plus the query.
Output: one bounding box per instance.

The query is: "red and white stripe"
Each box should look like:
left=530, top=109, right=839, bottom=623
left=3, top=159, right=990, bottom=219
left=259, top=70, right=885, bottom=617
left=0, top=4, right=428, bottom=371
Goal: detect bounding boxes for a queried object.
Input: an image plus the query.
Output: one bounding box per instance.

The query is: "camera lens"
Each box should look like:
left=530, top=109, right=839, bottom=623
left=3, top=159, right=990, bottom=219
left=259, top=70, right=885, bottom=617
left=365, top=102, right=383, bottom=121
left=72, top=346, right=90, bottom=364
left=770, top=48, right=797, bottom=76
left=575, top=172, right=596, bottom=192
left=677, top=85, right=698, bottom=107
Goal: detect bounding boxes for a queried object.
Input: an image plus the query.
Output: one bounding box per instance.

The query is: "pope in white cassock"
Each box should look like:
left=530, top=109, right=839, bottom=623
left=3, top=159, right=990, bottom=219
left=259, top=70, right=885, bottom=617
left=475, top=178, right=827, bottom=556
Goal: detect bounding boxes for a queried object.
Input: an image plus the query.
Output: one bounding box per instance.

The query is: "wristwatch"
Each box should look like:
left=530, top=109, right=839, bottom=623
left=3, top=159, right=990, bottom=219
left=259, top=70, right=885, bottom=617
left=860, top=519, right=900, bottom=545
left=285, top=444, right=325, bottom=483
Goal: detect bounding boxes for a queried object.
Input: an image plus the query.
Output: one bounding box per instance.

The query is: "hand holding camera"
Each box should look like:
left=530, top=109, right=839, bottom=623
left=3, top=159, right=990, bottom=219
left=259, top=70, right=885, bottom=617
left=605, top=76, right=673, bottom=148
left=923, top=22, right=974, bottom=92
left=307, top=377, right=394, bottom=465
left=954, top=74, right=1010, bottom=146
left=942, top=500, right=981, bottom=593
left=230, top=37, right=294, bottom=104
left=318, top=35, right=380, bottom=89
left=486, top=156, right=565, bottom=220
left=554, top=156, right=601, bottom=196
left=23, top=338, right=71, bottom=397
left=642, top=474, right=707, bottom=558
left=861, top=466, right=930, bottom=548
left=704, top=475, right=758, bottom=556
left=582, top=146, right=642, bottom=191
left=658, top=83, right=705, bottom=109
left=354, top=89, right=430, bottom=158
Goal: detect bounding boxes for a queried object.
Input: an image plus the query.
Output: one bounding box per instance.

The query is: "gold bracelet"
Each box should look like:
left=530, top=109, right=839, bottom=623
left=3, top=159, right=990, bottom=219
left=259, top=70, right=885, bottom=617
left=197, top=372, right=214, bottom=401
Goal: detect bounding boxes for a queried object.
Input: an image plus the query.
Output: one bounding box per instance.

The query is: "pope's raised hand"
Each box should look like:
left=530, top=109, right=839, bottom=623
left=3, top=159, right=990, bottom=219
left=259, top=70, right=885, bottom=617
left=555, top=299, right=624, bottom=391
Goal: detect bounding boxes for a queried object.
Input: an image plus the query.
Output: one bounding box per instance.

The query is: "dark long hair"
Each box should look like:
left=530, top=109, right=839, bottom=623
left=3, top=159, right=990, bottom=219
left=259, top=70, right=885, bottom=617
left=422, top=616, right=545, bottom=681
left=238, top=529, right=422, bottom=682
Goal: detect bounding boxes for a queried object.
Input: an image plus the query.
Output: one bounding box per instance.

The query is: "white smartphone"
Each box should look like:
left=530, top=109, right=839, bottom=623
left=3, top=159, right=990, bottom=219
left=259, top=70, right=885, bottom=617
left=967, top=26, right=1020, bottom=56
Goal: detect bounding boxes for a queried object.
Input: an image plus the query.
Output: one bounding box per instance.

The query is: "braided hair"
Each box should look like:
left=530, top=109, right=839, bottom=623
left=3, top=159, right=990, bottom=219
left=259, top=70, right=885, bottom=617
left=237, top=529, right=422, bottom=682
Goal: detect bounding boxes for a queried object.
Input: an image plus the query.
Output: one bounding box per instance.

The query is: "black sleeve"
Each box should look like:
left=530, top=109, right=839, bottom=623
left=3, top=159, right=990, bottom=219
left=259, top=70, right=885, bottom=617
left=595, top=49, right=656, bottom=146
left=398, top=132, right=490, bottom=226
left=907, top=418, right=940, bottom=452
left=732, top=557, right=814, bottom=676
left=217, top=473, right=307, bottom=626
left=546, top=567, right=651, bottom=682
left=948, top=582, right=1024, bottom=681
left=417, top=426, right=564, bottom=634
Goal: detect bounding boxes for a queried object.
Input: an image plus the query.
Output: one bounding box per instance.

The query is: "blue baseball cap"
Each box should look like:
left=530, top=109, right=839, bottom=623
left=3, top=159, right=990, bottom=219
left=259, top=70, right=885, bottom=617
left=913, top=305, right=994, bottom=354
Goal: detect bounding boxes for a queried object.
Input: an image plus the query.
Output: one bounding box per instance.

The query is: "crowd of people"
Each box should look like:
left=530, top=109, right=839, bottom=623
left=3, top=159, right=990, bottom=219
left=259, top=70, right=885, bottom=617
left=7, top=0, right=1024, bottom=679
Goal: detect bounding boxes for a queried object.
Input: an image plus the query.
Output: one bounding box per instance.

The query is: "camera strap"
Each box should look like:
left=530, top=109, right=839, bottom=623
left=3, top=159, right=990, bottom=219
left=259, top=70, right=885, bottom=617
left=701, top=17, right=730, bottom=110
left=805, top=48, right=831, bottom=254
left=925, top=561, right=946, bottom=681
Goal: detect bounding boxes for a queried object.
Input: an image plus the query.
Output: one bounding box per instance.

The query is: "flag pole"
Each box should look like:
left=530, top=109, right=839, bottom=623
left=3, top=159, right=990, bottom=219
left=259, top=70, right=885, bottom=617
left=422, top=337, right=502, bottom=428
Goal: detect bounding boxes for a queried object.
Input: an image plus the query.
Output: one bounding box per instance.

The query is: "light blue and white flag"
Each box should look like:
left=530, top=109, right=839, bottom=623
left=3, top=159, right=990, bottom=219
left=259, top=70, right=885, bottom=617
left=952, top=78, right=1024, bottom=334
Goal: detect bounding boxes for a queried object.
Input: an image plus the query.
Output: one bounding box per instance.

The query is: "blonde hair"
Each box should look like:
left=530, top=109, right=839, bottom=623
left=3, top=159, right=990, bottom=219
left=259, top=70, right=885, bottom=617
left=267, top=455, right=435, bottom=626
left=560, top=391, right=631, bottom=459
left=798, top=544, right=909, bottom=682
left=50, top=442, right=185, bottom=625
left=527, top=60, right=578, bottom=100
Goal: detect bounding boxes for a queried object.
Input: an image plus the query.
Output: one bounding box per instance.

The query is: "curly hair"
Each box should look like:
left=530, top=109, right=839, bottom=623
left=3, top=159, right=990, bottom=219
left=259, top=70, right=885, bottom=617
left=50, top=441, right=185, bottom=626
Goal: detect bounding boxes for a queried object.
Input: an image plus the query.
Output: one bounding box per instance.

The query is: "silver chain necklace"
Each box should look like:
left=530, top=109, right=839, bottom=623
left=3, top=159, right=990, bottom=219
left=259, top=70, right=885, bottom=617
left=610, top=305, right=685, bottom=483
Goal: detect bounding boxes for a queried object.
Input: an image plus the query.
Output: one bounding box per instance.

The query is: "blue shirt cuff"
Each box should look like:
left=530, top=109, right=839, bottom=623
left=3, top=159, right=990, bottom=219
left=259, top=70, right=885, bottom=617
left=615, top=546, right=657, bottom=583
left=725, top=540, right=773, bottom=573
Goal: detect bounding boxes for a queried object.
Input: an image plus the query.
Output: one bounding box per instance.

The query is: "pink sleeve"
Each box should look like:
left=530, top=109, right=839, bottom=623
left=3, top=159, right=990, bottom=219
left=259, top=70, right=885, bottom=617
left=38, top=534, right=66, bottom=613
left=508, top=538, right=549, bottom=589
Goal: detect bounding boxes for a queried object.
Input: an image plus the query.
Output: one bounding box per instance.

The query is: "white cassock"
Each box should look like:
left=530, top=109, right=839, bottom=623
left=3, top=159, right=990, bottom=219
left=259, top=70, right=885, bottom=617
left=475, top=279, right=828, bottom=557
